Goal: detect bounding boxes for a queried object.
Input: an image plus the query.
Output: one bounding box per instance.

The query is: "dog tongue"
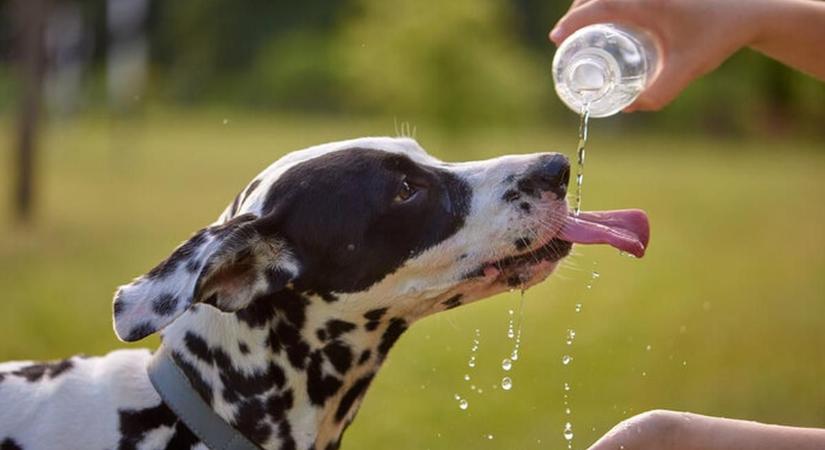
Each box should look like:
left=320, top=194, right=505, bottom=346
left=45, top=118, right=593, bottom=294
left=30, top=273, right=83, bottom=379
left=560, top=209, right=650, bottom=258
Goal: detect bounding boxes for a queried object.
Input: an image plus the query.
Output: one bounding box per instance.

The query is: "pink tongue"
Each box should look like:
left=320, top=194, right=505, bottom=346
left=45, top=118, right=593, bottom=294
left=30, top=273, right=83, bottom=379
left=560, top=209, right=650, bottom=258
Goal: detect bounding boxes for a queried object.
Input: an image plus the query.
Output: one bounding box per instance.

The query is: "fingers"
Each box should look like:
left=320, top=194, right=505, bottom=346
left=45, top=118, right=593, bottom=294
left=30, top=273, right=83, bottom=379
left=550, top=0, right=637, bottom=45
left=628, top=58, right=694, bottom=111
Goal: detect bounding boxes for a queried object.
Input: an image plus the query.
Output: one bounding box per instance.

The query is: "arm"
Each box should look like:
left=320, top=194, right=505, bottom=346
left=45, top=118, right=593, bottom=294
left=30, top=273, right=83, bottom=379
left=550, top=0, right=825, bottom=111
left=588, top=410, right=825, bottom=450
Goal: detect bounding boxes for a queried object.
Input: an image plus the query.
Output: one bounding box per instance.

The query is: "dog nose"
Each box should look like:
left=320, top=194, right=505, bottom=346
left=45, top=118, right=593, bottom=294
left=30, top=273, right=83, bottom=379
left=518, top=154, right=570, bottom=199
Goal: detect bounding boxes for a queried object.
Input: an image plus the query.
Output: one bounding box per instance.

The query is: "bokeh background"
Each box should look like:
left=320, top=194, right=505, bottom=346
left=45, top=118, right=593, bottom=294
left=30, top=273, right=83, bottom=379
left=1, top=1, right=823, bottom=449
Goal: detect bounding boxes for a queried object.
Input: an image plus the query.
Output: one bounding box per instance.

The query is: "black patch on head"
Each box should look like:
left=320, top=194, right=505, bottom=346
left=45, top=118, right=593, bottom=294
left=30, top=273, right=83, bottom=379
left=519, top=202, right=532, bottom=213
left=232, top=398, right=271, bottom=444
left=260, top=148, right=471, bottom=294
left=502, top=189, right=521, bottom=202
left=516, top=178, right=540, bottom=199
left=151, top=293, right=178, bottom=316
left=442, top=294, right=463, bottom=310
left=11, top=358, right=73, bottom=382
left=306, top=351, right=343, bottom=405
left=378, top=318, right=408, bottom=358
left=146, top=229, right=208, bottom=280
left=358, top=349, right=371, bottom=365
left=0, top=438, right=23, bottom=450
left=363, top=307, right=388, bottom=331
left=316, top=328, right=328, bottom=342
left=117, top=402, right=178, bottom=450
left=335, top=373, right=375, bottom=423
left=515, top=237, right=532, bottom=251
left=326, top=319, right=356, bottom=340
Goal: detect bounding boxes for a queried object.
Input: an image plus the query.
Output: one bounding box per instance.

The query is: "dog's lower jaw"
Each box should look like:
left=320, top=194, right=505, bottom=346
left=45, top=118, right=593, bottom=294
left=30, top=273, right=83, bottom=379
left=160, top=291, right=408, bottom=450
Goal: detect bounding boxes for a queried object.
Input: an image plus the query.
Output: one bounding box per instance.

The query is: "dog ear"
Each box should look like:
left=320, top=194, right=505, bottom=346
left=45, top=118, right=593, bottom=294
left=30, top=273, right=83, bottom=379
left=112, top=214, right=300, bottom=342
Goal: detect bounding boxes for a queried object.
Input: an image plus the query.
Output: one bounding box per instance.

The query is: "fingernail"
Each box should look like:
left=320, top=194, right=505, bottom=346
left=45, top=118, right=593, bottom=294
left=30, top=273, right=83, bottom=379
left=550, top=27, right=563, bottom=43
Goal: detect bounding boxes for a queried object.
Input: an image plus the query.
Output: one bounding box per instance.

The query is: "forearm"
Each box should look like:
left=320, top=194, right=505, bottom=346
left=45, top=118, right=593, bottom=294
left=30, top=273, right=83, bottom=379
left=749, top=0, right=825, bottom=80
left=677, top=412, right=825, bottom=450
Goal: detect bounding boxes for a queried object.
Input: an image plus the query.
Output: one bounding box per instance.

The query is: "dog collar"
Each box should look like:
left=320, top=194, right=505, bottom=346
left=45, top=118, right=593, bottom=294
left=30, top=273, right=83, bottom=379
left=147, top=346, right=262, bottom=450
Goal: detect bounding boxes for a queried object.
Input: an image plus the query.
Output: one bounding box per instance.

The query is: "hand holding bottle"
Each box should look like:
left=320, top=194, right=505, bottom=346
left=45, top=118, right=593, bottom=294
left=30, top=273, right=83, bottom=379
left=550, top=0, right=825, bottom=112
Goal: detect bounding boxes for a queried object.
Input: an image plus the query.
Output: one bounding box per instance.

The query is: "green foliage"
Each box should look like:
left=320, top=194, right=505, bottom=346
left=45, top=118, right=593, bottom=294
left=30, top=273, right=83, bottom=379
left=334, top=0, right=548, bottom=130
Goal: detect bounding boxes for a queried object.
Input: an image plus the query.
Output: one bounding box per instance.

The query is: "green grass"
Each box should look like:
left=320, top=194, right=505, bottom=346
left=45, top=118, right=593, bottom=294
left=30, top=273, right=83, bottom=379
left=1, top=110, right=823, bottom=449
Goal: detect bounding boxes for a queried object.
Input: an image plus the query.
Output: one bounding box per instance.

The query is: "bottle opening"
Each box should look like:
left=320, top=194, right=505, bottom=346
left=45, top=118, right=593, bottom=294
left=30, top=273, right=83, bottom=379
left=566, top=59, right=610, bottom=102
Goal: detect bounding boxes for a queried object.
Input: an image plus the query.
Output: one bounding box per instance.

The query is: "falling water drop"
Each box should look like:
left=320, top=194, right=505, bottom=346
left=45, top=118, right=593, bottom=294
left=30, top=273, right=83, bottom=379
left=565, top=329, right=576, bottom=345
left=574, top=303, right=583, bottom=313
left=564, top=382, right=571, bottom=391
left=468, top=357, right=476, bottom=368
left=464, top=374, right=471, bottom=381
left=562, top=355, right=573, bottom=365
left=459, top=399, right=469, bottom=410
left=501, top=377, right=513, bottom=390
left=501, top=358, right=512, bottom=371
left=563, top=422, right=574, bottom=441
left=486, top=434, right=494, bottom=440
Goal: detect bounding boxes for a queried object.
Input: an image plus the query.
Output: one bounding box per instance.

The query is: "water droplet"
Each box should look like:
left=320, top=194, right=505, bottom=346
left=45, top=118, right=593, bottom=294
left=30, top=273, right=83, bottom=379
left=459, top=398, right=469, bottom=410
left=562, top=355, right=573, bottom=365
left=646, top=344, right=652, bottom=351
left=682, top=360, right=687, bottom=366
left=592, top=271, right=600, bottom=279
left=507, top=328, right=515, bottom=339
left=575, top=303, right=583, bottom=313
left=563, top=422, right=574, bottom=441
left=563, top=382, right=571, bottom=391
left=464, top=374, right=471, bottom=381
left=508, top=309, right=514, bottom=316
left=501, top=377, right=513, bottom=390
left=346, top=243, right=355, bottom=251
left=619, top=251, right=637, bottom=259
left=477, top=388, right=484, bottom=394
left=565, top=407, right=571, bottom=415
left=510, top=350, right=519, bottom=361
left=454, top=394, right=460, bottom=400
left=486, top=434, right=494, bottom=440
left=565, top=329, right=576, bottom=345
left=468, top=357, right=476, bottom=368
left=470, top=385, right=477, bottom=391
left=222, top=118, right=229, bottom=125
left=501, top=358, right=512, bottom=371
left=642, top=371, right=647, bottom=376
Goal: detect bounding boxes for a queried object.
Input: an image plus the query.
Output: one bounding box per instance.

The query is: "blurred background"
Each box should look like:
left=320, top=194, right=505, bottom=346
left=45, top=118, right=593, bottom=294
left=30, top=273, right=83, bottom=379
left=0, top=1, right=823, bottom=449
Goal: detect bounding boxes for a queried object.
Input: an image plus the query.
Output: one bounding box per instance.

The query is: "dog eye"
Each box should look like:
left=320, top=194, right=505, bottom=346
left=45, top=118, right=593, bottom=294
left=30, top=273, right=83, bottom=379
left=394, top=180, right=417, bottom=203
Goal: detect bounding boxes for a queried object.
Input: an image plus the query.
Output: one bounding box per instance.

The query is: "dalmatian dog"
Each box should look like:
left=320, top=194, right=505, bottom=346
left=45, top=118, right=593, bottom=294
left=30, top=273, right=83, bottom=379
left=0, top=137, right=648, bottom=450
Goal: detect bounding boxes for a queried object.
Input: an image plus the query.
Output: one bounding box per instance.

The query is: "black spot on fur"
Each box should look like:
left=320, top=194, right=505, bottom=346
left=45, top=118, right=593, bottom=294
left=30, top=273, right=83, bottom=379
left=171, top=352, right=214, bottom=406
left=277, top=420, right=296, bottom=450
left=0, top=438, right=23, bottom=450
left=228, top=190, right=243, bottom=218
left=358, top=350, right=371, bottom=365
left=316, top=328, right=328, bottom=342
left=515, top=237, right=532, bottom=251
left=363, top=307, right=387, bottom=331
left=126, top=322, right=155, bottom=342
left=516, top=178, right=540, bottom=198
left=113, top=298, right=125, bottom=317
left=519, top=202, right=532, bottom=213
left=306, top=351, right=343, bottom=406
left=232, top=398, right=272, bottom=444
left=326, top=319, right=356, bottom=340
left=266, top=389, right=294, bottom=421
left=243, top=179, right=262, bottom=202
left=117, top=402, right=178, bottom=450
left=183, top=332, right=285, bottom=404
left=502, top=189, right=521, bottom=202
left=165, top=421, right=200, bottom=449
left=319, top=291, right=339, bottom=303
left=146, top=229, right=208, bottom=280
left=11, top=358, right=73, bottom=382
left=238, top=342, right=250, bottom=354
left=335, top=374, right=374, bottom=422
left=442, top=294, right=463, bottom=310
left=378, top=318, right=408, bottom=358
left=151, top=293, right=178, bottom=316
left=506, top=275, right=522, bottom=287
left=323, top=341, right=354, bottom=374
left=185, top=259, right=201, bottom=274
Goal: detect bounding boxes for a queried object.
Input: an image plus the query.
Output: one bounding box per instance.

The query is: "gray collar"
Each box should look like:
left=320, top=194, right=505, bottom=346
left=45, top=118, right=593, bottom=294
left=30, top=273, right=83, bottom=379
left=147, top=346, right=262, bottom=450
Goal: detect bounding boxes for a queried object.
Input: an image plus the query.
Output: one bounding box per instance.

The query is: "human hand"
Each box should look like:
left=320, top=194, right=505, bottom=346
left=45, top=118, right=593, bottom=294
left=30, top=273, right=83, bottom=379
left=549, top=0, right=771, bottom=111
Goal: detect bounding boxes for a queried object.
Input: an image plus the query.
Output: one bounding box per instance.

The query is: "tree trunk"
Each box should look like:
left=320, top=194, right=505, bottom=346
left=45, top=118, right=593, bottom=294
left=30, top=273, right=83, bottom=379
left=14, top=0, right=47, bottom=223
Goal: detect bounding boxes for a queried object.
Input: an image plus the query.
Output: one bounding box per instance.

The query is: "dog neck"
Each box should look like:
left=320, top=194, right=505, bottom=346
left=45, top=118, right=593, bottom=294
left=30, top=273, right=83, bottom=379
left=160, top=288, right=410, bottom=450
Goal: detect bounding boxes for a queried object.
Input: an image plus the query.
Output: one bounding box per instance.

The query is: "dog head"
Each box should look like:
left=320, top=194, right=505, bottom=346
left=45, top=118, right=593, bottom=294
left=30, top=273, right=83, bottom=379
left=113, top=137, right=646, bottom=341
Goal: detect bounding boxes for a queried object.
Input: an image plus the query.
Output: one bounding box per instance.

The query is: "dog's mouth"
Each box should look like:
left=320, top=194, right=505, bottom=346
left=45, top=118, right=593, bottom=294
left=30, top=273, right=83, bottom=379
left=468, top=209, right=650, bottom=285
